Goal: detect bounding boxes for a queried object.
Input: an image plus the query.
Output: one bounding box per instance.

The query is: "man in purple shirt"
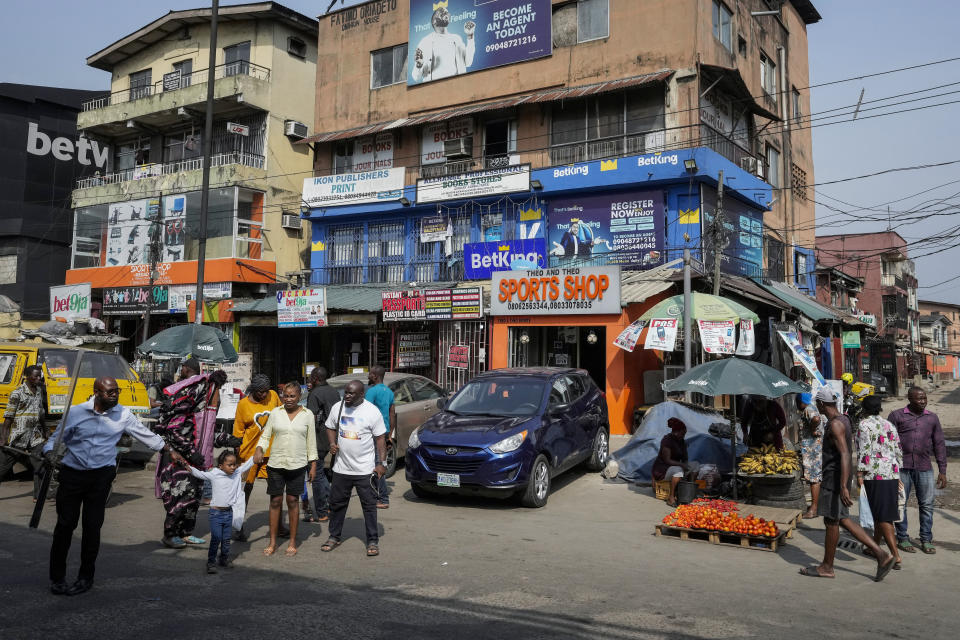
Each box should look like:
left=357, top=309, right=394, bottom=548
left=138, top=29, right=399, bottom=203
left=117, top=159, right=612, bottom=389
left=887, top=387, right=948, bottom=554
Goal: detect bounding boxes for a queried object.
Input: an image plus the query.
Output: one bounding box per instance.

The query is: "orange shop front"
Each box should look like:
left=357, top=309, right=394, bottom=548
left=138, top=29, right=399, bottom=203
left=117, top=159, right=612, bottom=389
left=488, top=267, right=674, bottom=436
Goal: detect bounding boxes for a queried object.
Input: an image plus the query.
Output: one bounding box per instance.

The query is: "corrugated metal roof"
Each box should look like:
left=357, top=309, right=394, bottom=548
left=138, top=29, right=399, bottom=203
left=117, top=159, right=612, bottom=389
left=299, top=70, right=674, bottom=145
left=621, top=260, right=682, bottom=305
left=759, top=281, right=841, bottom=322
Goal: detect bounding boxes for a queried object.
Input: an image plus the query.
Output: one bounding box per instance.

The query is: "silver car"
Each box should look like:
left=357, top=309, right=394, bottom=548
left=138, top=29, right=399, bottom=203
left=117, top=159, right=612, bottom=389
left=326, top=373, right=447, bottom=476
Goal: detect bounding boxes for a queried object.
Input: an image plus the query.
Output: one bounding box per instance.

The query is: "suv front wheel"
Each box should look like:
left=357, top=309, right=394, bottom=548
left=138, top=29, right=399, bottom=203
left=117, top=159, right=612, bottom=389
left=518, top=454, right=551, bottom=508
left=585, top=426, right=610, bottom=472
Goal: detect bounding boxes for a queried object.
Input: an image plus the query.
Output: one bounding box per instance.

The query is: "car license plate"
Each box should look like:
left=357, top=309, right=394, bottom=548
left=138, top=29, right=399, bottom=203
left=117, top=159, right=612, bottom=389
left=437, top=473, right=460, bottom=487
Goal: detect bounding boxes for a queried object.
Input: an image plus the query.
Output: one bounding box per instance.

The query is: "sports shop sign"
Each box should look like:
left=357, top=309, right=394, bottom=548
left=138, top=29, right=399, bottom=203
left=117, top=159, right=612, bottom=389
left=490, top=266, right=621, bottom=316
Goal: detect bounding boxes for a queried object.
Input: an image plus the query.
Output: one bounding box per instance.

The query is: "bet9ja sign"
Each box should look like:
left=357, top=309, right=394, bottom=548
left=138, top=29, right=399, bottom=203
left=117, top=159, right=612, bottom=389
left=50, top=283, right=92, bottom=320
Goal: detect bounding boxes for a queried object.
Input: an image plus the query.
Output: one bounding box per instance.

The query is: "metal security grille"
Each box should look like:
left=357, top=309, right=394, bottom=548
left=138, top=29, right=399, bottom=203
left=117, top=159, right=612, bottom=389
left=367, top=222, right=405, bottom=283
left=327, top=224, right=362, bottom=284
left=437, top=320, right=487, bottom=393
left=438, top=215, right=471, bottom=281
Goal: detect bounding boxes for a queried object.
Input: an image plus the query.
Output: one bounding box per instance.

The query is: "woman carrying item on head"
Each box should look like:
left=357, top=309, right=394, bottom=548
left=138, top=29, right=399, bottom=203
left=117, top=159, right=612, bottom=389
left=857, top=395, right=904, bottom=570
left=253, top=382, right=317, bottom=557
left=651, top=418, right=699, bottom=507
left=797, top=392, right=825, bottom=519
left=154, top=361, right=226, bottom=549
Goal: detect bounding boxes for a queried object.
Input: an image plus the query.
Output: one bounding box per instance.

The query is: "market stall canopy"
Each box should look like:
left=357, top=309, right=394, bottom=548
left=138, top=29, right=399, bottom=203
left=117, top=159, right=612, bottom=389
left=639, top=292, right=759, bottom=323
left=136, top=324, right=238, bottom=363
left=663, top=357, right=808, bottom=397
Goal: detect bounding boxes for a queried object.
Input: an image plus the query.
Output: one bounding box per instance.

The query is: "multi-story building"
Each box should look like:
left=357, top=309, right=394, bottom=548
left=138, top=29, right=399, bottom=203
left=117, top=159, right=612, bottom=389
left=919, top=300, right=960, bottom=350
left=62, top=2, right=317, bottom=362
left=0, top=83, right=101, bottom=325
left=816, top=231, right=920, bottom=393
left=297, top=0, right=821, bottom=434
left=918, top=299, right=960, bottom=380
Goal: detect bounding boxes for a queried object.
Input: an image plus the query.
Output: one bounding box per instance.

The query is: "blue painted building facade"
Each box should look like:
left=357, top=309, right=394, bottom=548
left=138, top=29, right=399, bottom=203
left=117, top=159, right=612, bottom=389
left=303, top=147, right=772, bottom=286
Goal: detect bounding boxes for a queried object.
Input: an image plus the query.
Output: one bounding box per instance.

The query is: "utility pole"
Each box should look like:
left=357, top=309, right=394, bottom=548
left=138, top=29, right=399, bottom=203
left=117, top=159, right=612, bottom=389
left=194, top=0, right=219, bottom=324
left=712, top=170, right=724, bottom=296
left=142, top=196, right=162, bottom=343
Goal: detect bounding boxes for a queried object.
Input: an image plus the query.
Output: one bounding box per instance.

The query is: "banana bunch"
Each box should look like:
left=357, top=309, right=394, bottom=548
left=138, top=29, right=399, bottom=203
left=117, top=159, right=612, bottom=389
left=738, top=444, right=800, bottom=475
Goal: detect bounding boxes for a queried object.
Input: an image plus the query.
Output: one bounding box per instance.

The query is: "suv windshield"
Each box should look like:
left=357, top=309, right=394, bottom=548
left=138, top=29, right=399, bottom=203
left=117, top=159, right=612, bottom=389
left=446, top=377, right=545, bottom=417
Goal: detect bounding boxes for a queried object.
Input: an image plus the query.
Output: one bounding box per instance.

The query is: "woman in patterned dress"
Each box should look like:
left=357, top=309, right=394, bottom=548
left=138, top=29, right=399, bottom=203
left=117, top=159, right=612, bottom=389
left=797, top=392, right=824, bottom=519
left=154, top=363, right=227, bottom=549
left=856, top=395, right=904, bottom=570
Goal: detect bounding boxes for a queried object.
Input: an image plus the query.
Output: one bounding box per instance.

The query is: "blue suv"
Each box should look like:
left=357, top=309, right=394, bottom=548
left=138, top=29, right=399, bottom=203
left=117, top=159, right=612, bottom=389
left=405, top=368, right=609, bottom=507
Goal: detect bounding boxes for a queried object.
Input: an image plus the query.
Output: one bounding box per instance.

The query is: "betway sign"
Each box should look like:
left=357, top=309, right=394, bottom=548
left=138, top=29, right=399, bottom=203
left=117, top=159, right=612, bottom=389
left=464, top=239, right=547, bottom=280
left=50, top=283, right=92, bottom=320
left=27, top=122, right=108, bottom=168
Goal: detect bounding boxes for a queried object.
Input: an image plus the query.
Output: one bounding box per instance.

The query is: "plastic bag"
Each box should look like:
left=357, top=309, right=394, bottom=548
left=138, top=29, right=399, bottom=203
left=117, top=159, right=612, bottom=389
left=858, top=489, right=874, bottom=531
left=895, top=484, right=906, bottom=523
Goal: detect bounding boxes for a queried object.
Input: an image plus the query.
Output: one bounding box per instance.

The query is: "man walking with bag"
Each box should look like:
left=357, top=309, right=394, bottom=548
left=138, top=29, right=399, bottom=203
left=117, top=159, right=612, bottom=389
left=320, top=380, right=387, bottom=557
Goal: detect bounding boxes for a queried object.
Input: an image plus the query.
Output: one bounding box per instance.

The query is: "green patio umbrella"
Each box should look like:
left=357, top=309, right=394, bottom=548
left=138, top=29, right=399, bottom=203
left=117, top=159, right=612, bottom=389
left=663, top=358, right=809, bottom=397
left=136, top=324, right=238, bottom=363
left=663, top=358, right=808, bottom=500
left=639, top=292, right=759, bottom=323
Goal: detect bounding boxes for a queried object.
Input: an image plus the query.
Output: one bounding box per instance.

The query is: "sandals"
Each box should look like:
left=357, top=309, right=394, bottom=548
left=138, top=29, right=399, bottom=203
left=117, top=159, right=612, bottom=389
left=875, top=556, right=896, bottom=582
left=897, top=539, right=918, bottom=553
left=920, top=541, right=937, bottom=554
left=799, top=566, right=834, bottom=578
left=320, top=538, right=341, bottom=552
left=366, top=543, right=380, bottom=557
left=262, top=545, right=277, bottom=556
left=285, top=546, right=298, bottom=557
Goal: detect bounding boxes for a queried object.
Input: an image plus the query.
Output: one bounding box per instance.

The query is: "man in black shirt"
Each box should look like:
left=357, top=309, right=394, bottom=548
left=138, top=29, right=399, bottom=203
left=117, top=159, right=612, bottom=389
left=304, top=367, right=340, bottom=522
left=800, top=387, right=894, bottom=581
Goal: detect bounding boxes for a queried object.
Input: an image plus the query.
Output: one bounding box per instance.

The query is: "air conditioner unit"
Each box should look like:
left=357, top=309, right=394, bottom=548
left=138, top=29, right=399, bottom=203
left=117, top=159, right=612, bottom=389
left=281, top=213, right=301, bottom=230
left=284, top=120, right=308, bottom=139
left=443, top=137, right=473, bottom=159
left=739, top=156, right=758, bottom=174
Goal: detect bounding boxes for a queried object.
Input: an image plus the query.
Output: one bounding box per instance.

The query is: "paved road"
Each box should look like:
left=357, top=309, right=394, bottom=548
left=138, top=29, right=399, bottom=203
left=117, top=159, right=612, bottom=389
left=1, top=442, right=959, bottom=639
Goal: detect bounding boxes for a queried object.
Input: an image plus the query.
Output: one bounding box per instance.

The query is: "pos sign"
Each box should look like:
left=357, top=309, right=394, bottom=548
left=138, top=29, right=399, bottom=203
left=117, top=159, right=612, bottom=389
left=490, top=266, right=621, bottom=316
left=227, top=122, right=249, bottom=136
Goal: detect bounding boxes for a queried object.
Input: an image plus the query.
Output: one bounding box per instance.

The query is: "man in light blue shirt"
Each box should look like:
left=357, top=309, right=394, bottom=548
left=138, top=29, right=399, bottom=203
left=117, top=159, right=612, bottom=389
left=43, top=377, right=184, bottom=596
left=366, top=365, right=395, bottom=508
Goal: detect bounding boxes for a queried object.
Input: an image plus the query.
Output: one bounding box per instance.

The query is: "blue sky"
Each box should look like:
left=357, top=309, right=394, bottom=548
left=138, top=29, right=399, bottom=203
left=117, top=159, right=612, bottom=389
left=4, top=1, right=960, bottom=301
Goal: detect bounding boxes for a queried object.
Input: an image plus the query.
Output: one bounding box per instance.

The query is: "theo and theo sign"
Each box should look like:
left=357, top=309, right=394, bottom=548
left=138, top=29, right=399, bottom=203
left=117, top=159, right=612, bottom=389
left=490, top=266, right=621, bottom=316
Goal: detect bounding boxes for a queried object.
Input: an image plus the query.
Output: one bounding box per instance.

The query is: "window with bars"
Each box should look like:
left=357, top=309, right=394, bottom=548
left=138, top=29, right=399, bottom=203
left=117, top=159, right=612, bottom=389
left=367, top=221, right=406, bottom=283
left=326, top=224, right=363, bottom=284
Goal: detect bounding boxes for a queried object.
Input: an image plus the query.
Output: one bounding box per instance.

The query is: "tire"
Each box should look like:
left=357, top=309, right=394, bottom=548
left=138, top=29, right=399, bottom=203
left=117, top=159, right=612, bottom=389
left=519, top=455, right=551, bottom=508
left=384, top=442, right=397, bottom=478
left=585, top=427, right=610, bottom=472
left=411, top=482, right=434, bottom=500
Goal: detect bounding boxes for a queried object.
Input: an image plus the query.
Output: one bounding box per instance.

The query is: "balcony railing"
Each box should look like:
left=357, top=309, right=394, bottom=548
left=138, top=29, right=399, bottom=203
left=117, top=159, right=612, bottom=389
left=80, top=61, right=271, bottom=112
left=419, top=159, right=478, bottom=179
left=76, top=151, right=265, bottom=189
left=548, top=132, right=664, bottom=166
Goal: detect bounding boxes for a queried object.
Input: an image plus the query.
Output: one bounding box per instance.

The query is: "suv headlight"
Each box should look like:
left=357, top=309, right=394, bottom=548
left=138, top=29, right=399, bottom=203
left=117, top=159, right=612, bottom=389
left=408, top=427, right=422, bottom=450
left=489, top=430, right=527, bottom=454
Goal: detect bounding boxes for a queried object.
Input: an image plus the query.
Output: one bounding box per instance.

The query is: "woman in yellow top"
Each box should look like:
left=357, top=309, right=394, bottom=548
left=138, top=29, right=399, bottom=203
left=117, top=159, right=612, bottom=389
left=232, top=374, right=281, bottom=540
left=254, top=382, right=317, bottom=557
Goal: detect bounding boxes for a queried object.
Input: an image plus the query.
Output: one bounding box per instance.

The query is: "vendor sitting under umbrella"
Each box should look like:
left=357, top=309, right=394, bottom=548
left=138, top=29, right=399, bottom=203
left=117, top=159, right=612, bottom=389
left=651, top=418, right=700, bottom=507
